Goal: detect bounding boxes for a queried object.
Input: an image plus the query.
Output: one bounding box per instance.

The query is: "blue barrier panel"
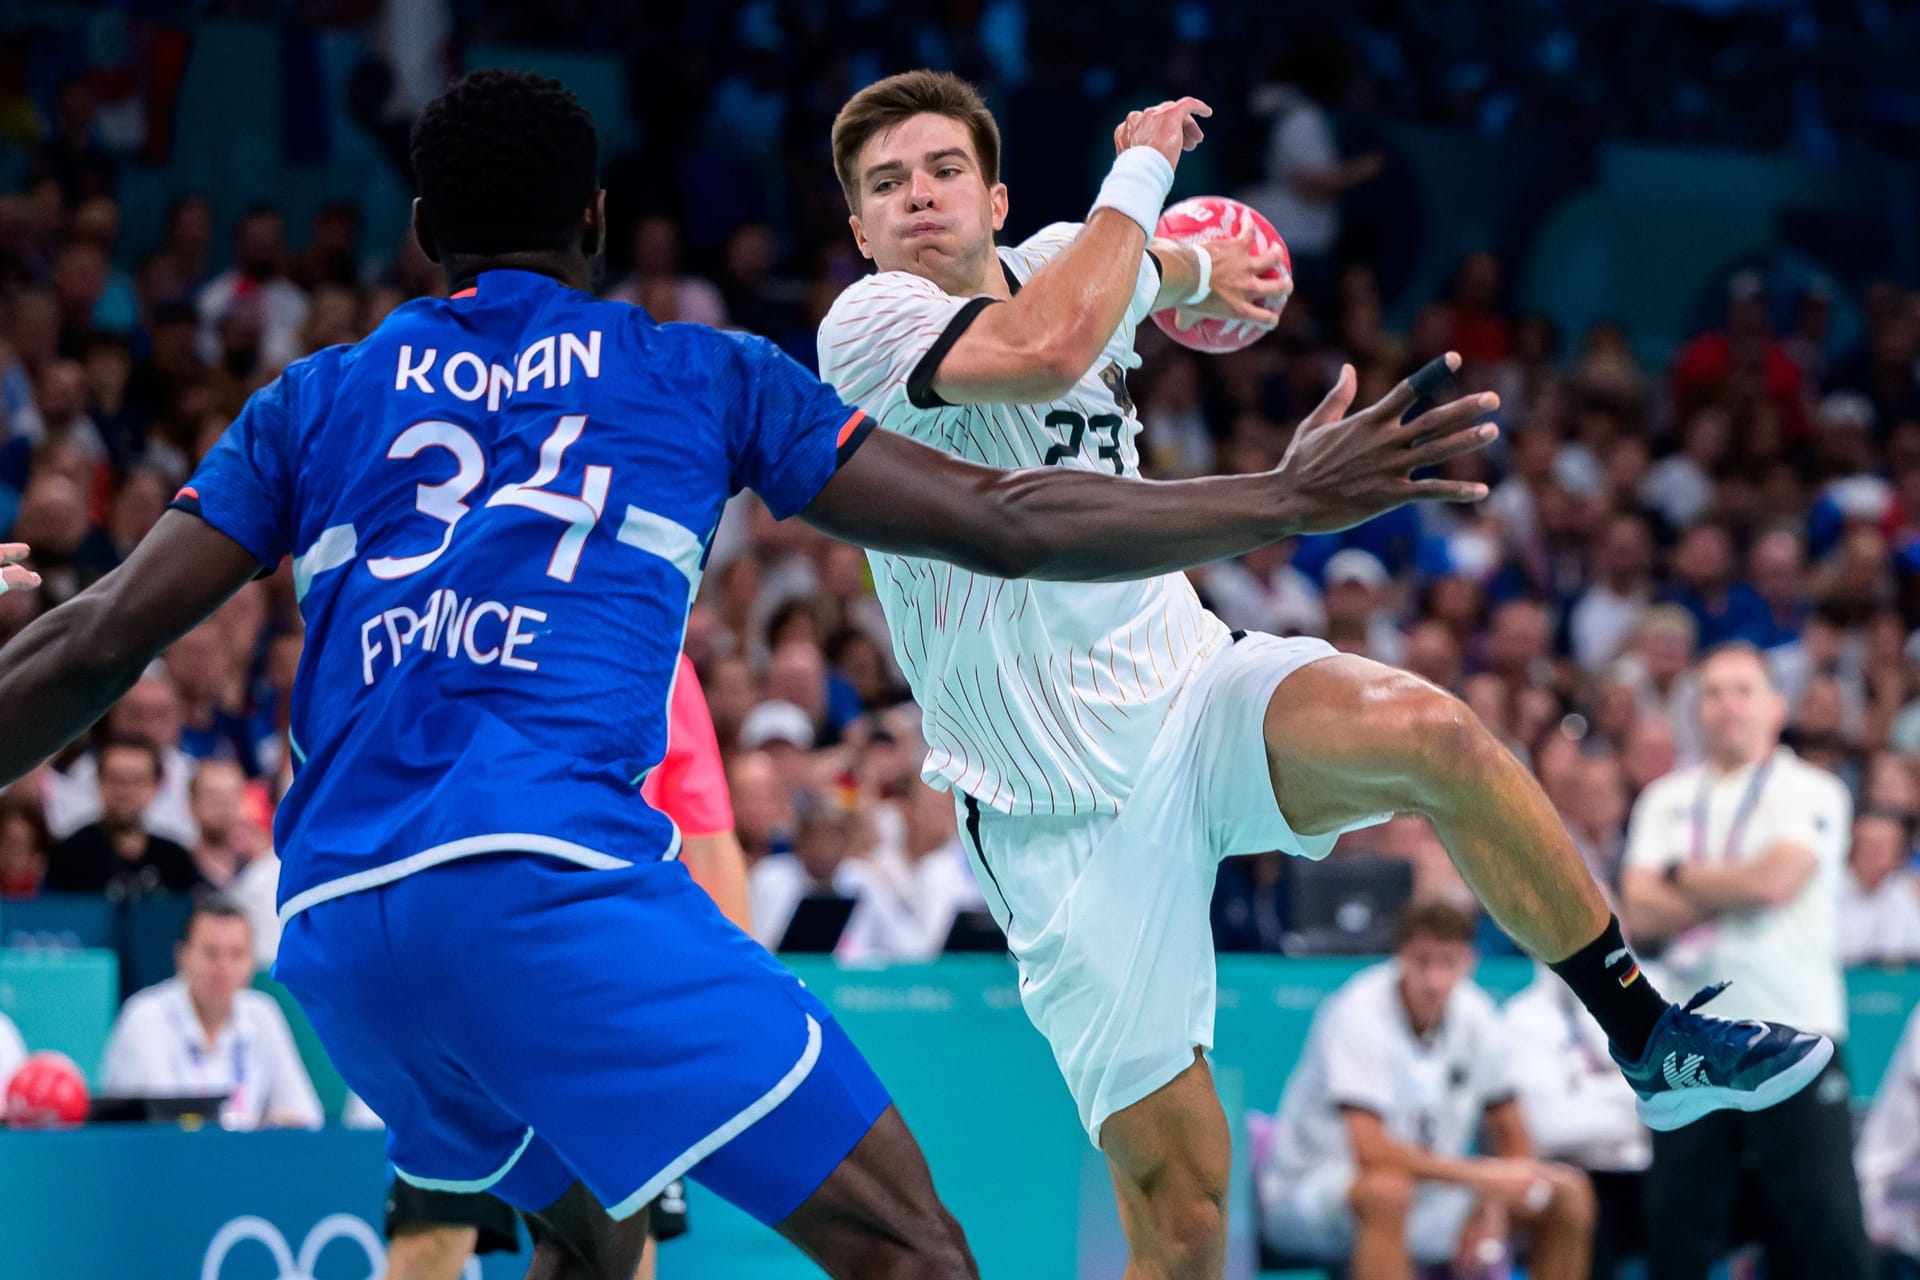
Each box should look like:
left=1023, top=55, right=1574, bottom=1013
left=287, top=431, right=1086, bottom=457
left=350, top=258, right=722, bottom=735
left=0, top=948, right=117, bottom=1083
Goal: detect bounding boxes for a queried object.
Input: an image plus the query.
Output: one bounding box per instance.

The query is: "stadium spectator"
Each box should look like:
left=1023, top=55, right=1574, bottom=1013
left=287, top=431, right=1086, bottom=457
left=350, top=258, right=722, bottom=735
left=727, top=750, right=794, bottom=863
left=45, top=737, right=200, bottom=898
left=29, top=73, right=115, bottom=209
left=1320, top=547, right=1405, bottom=664
left=195, top=206, right=309, bottom=372
left=604, top=216, right=727, bottom=327
left=99, top=897, right=321, bottom=1130
left=1620, top=643, right=1870, bottom=1279
left=43, top=674, right=197, bottom=847
left=186, top=760, right=259, bottom=890
left=1255, top=901, right=1595, bottom=1278
left=0, top=790, right=49, bottom=898
left=839, top=779, right=986, bottom=962
left=747, top=791, right=874, bottom=952
left=1504, top=964, right=1653, bottom=1280
left=1570, top=512, right=1656, bottom=673
left=1839, top=810, right=1920, bottom=967
left=1202, top=541, right=1325, bottom=638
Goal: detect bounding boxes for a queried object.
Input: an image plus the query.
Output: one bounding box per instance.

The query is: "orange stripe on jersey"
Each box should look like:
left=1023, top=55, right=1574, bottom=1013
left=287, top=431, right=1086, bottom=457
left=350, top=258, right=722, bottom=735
left=836, top=410, right=867, bottom=446
left=175, top=486, right=199, bottom=501
left=451, top=287, right=477, bottom=299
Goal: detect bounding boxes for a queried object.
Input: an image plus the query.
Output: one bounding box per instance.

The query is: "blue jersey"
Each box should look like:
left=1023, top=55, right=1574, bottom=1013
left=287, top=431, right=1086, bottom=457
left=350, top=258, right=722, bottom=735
left=174, top=270, right=871, bottom=920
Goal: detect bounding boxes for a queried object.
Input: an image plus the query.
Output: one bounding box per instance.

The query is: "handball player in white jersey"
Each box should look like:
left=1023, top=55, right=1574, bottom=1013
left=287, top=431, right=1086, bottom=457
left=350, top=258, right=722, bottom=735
left=817, top=70, right=1833, bottom=1279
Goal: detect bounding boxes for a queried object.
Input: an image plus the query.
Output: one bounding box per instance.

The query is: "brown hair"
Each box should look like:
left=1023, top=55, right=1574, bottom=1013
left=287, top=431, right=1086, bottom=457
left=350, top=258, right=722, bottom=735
left=831, top=70, right=1001, bottom=213
left=1394, top=899, right=1478, bottom=949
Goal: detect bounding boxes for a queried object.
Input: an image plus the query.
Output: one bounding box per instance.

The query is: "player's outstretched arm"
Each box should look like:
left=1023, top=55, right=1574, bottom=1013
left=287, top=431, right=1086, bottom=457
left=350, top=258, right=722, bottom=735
left=925, top=98, right=1208, bottom=406
left=0, top=512, right=260, bottom=787
left=805, top=355, right=1495, bottom=582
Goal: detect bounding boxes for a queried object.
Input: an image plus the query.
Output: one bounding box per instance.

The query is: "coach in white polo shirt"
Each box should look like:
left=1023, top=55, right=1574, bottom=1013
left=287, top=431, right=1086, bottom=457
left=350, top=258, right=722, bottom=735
left=1621, top=641, right=1868, bottom=1279
left=100, top=896, right=321, bottom=1131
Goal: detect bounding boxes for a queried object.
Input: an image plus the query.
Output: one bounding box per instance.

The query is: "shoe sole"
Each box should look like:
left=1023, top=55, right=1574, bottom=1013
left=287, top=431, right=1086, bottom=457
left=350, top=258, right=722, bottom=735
left=1636, top=1035, right=1835, bottom=1132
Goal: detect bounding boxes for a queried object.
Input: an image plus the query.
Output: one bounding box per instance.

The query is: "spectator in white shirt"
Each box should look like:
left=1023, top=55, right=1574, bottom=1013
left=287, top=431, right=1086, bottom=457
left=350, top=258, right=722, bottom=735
left=1321, top=548, right=1406, bottom=666
left=1201, top=542, right=1325, bottom=638
left=1570, top=512, right=1656, bottom=674
left=839, top=780, right=987, bottom=963
left=100, top=897, right=321, bottom=1131
left=1859, top=1001, right=1920, bottom=1268
left=1839, top=810, right=1920, bottom=966
left=747, top=793, right=872, bottom=952
left=1256, top=901, right=1595, bottom=1279
left=196, top=206, right=309, bottom=372
left=1504, top=964, right=1652, bottom=1279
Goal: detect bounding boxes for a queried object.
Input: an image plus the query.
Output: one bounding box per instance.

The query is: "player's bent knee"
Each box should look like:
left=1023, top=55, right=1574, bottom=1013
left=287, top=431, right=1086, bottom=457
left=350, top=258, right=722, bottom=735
left=1150, top=1185, right=1228, bottom=1259
left=1543, top=1165, right=1597, bottom=1233
left=1346, top=1168, right=1413, bottom=1224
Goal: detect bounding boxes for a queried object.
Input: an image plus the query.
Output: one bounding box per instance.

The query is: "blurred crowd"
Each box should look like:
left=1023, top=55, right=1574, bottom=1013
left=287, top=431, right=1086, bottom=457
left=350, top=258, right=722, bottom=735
left=9, top=8, right=1920, bottom=990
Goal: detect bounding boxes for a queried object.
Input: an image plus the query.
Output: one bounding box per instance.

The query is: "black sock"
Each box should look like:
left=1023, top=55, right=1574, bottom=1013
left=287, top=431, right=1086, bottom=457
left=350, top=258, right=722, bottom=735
left=1548, top=915, right=1669, bottom=1062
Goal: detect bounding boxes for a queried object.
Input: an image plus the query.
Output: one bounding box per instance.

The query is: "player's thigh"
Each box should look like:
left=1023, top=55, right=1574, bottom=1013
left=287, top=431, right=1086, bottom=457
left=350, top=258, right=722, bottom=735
left=423, top=858, right=891, bottom=1229
left=385, top=1180, right=522, bottom=1276
left=1258, top=649, right=1469, bottom=837
left=771, top=1104, right=975, bottom=1279
left=973, top=802, right=1221, bottom=1144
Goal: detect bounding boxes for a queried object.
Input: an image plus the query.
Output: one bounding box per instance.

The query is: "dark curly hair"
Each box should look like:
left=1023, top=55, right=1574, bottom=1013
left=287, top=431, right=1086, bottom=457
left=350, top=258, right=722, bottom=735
left=409, top=69, right=600, bottom=257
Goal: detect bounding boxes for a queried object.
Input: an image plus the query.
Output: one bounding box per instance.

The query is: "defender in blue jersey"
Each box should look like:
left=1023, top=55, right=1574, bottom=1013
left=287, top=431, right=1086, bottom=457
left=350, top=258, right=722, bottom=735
left=0, top=73, right=1510, bottom=1278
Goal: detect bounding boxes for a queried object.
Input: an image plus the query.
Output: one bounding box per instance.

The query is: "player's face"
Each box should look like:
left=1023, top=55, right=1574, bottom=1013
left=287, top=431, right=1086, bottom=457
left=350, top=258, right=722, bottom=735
left=1396, top=935, right=1474, bottom=1031
left=848, top=113, right=1008, bottom=291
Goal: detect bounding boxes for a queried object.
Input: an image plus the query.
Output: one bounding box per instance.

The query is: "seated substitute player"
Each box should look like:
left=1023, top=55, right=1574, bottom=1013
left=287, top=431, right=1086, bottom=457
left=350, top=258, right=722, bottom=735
left=384, top=654, right=741, bottom=1280
left=0, top=71, right=1514, bottom=1280
left=1256, top=902, right=1595, bottom=1280
left=817, top=68, right=1831, bottom=1279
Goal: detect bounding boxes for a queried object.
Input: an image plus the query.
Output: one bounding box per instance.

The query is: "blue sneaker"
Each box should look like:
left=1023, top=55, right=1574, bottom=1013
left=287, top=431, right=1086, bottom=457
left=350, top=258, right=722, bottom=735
left=1612, top=982, right=1833, bottom=1132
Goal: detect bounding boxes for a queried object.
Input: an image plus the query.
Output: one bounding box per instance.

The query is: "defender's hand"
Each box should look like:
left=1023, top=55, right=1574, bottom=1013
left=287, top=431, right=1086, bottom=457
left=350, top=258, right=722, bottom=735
left=0, top=544, right=38, bottom=596
left=1271, top=354, right=1497, bottom=535
left=1113, top=97, right=1212, bottom=170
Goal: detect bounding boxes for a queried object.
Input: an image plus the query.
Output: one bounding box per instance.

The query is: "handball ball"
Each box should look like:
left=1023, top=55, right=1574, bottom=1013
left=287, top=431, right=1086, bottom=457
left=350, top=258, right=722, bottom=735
left=1150, top=196, right=1290, bottom=354
left=6, top=1051, right=90, bottom=1128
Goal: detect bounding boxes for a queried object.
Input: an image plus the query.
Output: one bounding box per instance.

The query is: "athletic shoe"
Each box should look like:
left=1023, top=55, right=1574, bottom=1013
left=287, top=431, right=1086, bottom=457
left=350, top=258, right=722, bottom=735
left=1611, top=982, right=1833, bottom=1132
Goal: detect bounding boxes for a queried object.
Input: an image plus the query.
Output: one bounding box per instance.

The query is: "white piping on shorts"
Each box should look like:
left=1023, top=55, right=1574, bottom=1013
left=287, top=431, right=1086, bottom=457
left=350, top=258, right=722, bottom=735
left=392, top=1125, right=537, bottom=1194
left=274, top=832, right=675, bottom=924
left=604, top=1014, right=824, bottom=1221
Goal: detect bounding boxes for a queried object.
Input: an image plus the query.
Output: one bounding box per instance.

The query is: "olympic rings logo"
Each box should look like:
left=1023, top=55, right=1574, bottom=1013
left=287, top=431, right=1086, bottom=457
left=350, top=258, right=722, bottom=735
left=201, top=1211, right=486, bottom=1279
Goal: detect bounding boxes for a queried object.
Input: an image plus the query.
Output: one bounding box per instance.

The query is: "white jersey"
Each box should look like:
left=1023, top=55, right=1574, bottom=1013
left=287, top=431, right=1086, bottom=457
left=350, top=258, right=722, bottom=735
left=1259, top=962, right=1516, bottom=1185
left=1623, top=746, right=1850, bottom=1037
left=818, top=223, right=1227, bottom=816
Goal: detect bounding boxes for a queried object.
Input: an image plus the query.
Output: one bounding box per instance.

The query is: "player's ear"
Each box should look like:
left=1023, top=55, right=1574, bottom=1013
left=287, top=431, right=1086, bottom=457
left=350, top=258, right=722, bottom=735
left=990, top=182, right=1009, bottom=233
left=410, top=198, right=440, bottom=265
left=581, top=190, right=607, bottom=258
left=849, top=213, right=873, bottom=261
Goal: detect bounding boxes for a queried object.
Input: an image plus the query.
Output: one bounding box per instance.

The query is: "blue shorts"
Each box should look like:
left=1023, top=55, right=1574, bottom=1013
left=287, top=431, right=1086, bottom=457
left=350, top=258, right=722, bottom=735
left=274, top=853, right=891, bottom=1223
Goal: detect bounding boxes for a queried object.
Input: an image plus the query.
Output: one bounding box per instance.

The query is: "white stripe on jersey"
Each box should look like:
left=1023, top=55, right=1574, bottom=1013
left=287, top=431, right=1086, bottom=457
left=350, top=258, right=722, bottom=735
left=818, top=223, right=1229, bottom=817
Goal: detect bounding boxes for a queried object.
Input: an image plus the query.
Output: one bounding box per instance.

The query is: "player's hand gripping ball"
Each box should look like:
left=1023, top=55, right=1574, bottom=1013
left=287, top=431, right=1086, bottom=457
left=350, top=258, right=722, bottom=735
left=6, top=1052, right=90, bottom=1128
left=1151, top=196, right=1290, bottom=354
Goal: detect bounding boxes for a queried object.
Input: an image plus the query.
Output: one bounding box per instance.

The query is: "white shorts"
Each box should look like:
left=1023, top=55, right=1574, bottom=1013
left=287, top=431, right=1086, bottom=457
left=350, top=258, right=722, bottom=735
left=960, top=632, right=1390, bottom=1144
left=1258, top=1162, right=1475, bottom=1265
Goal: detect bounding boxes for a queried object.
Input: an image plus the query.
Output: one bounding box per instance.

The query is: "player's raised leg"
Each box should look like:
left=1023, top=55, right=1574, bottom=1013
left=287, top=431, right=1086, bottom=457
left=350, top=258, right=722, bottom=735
left=521, top=1185, right=650, bottom=1280
left=1261, top=653, right=1832, bottom=1125
left=1099, top=1052, right=1232, bottom=1280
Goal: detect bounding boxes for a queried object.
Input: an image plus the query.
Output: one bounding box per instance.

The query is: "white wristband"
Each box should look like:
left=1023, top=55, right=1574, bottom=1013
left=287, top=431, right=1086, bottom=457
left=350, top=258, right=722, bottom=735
left=1091, top=146, right=1175, bottom=239
left=1182, top=243, right=1212, bottom=306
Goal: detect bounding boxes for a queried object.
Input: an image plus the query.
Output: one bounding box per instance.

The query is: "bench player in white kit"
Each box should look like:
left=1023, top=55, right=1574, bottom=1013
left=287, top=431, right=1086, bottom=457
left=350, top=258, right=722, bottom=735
left=816, top=71, right=1834, bottom=1279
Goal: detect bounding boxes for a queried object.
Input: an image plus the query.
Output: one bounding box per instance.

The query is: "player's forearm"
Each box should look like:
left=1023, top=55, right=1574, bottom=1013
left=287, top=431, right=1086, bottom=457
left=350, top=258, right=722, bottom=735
left=682, top=831, right=753, bottom=933
left=993, top=207, right=1150, bottom=391
left=0, top=594, right=147, bottom=786
left=977, top=465, right=1300, bottom=582
left=1148, top=238, right=1200, bottom=312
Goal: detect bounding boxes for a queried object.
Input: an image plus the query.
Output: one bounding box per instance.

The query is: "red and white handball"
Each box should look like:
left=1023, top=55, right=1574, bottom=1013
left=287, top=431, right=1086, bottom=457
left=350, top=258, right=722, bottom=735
left=1150, top=196, right=1291, bottom=354
left=5, top=1051, right=90, bottom=1128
